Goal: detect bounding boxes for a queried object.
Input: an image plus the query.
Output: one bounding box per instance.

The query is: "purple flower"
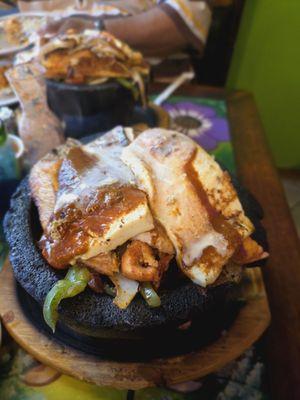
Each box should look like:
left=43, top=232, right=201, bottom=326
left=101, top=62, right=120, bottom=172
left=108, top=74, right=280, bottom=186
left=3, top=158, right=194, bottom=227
left=163, top=101, right=230, bottom=151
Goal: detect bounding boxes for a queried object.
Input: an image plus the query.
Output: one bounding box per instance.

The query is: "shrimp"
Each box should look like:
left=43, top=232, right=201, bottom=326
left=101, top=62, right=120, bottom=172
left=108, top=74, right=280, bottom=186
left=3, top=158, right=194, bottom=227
left=121, top=240, right=159, bottom=282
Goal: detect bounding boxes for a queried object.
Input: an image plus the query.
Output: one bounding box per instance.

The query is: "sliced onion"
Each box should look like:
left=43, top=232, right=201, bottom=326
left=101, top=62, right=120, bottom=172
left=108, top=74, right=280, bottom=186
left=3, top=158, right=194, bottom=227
left=110, top=273, right=139, bottom=309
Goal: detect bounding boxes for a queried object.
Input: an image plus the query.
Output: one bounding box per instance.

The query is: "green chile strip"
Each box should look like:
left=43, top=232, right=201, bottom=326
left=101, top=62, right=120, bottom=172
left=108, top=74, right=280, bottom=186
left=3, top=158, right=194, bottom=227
left=140, top=282, right=161, bottom=308
left=43, top=266, right=91, bottom=332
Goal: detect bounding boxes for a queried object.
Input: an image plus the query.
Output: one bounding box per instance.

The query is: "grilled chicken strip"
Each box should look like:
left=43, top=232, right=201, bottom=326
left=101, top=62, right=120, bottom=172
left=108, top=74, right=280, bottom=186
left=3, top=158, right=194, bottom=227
left=81, top=252, right=119, bottom=276
left=30, top=137, right=123, bottom=276
left=40, top=127, right=154, bottom=269
left=134, top=221, right=174, bottom=255
left=29, top=138, right=80, bottom=231
left=121, top=128, right=263, bottom=287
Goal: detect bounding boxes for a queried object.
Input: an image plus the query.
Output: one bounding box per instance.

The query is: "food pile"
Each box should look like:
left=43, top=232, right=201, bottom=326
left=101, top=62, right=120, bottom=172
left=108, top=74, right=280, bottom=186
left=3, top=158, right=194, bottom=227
left=29, top=127, right=267, bottom=331
left=39, top=31, right=150, bottom=102
left=0, top=15, right=46, bottom=47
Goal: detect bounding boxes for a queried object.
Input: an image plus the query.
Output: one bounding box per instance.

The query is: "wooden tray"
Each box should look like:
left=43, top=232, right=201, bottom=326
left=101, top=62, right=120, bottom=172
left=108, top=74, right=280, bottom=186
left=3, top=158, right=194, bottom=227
left=0, top=260, right=270, bottom=390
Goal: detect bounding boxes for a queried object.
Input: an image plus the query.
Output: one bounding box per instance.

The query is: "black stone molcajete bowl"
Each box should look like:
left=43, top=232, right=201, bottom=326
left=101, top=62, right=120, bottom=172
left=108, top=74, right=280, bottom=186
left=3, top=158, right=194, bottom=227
left=4, top=178, right=237, bottom=330
left=3, top=170, right=267, bottom=359
left=46, top=79, right=136, bottom=138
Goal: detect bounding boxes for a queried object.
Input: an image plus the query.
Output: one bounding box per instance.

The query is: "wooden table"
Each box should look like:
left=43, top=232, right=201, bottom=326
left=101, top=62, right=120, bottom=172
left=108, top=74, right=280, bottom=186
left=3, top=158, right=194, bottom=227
left=2, top=83, right=300, bottom=396
left=157, top=84, right=300, bottom=400
left=0, top=84, right=271, bottom=391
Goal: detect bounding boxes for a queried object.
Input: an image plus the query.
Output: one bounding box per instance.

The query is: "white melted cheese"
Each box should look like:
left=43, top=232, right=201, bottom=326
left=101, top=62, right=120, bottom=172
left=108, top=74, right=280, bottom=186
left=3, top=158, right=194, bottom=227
left=54, top=127, right=135, bottom=213
left=189, top=265, right=218, bottom=287
left=54, top=192, right=79, bottom=212
left=183, top=232, right=228, bottom=266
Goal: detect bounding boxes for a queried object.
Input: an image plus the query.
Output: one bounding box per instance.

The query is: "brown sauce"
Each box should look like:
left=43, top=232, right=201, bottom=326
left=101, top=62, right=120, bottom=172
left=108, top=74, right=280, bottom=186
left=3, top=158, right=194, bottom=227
left=184, top=150, right=242, bottom=270
left=67, top=147, right=98, bottom=174
left=40, top=185, right=146, bottom=268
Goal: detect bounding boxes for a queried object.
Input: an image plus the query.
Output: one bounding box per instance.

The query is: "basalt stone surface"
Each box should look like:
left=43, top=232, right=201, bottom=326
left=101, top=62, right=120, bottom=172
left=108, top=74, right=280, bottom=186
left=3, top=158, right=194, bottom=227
left=4, top=175, right=266, bottom=335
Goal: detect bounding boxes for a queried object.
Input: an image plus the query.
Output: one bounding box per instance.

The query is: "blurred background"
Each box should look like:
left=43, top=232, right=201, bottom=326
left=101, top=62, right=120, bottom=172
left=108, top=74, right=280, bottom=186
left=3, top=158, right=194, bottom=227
left=155, top=0, right=300, bottom=234
left=0, top=1, right=299, bottom=399
left=227, top=1, right=300, bottom=235
left=1, top=0, right=299, bottom=168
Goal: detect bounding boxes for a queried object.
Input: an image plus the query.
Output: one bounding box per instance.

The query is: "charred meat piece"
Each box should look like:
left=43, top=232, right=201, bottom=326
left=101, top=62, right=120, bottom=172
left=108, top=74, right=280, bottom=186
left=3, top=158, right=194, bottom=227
left=121, top=240, right=159, bottom=282
left=88, top=272, right=104, bottom=293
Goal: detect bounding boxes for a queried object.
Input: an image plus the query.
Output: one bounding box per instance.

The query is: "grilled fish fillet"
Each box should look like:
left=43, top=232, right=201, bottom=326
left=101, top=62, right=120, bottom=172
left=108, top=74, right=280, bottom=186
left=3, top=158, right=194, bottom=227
left=121, top=128, right=258, bottom=286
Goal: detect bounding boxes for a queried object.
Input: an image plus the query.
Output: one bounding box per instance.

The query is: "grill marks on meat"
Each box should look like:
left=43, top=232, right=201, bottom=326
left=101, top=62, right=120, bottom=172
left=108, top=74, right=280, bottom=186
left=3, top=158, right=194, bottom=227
left=121, top=129, right=265, bottom=286
left=183, top=151, right=243, bottom=283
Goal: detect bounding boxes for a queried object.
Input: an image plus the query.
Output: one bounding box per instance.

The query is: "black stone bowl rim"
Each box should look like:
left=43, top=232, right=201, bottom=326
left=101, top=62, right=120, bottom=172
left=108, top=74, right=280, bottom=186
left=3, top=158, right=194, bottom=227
left=3, top=176, right=240, bottom=332
left=3, top=137, right=267, bottom=333
left=45, top=78, right=129, bottom=93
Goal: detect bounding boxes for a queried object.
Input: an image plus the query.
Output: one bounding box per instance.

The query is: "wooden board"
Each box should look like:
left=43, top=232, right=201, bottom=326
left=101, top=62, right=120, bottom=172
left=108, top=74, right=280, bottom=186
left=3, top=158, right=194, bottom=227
left=0, top=260, right=270, bottom=390
left=150, top=84, right=300, bottom=398
left=227, top=91, right=300, bottom=399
